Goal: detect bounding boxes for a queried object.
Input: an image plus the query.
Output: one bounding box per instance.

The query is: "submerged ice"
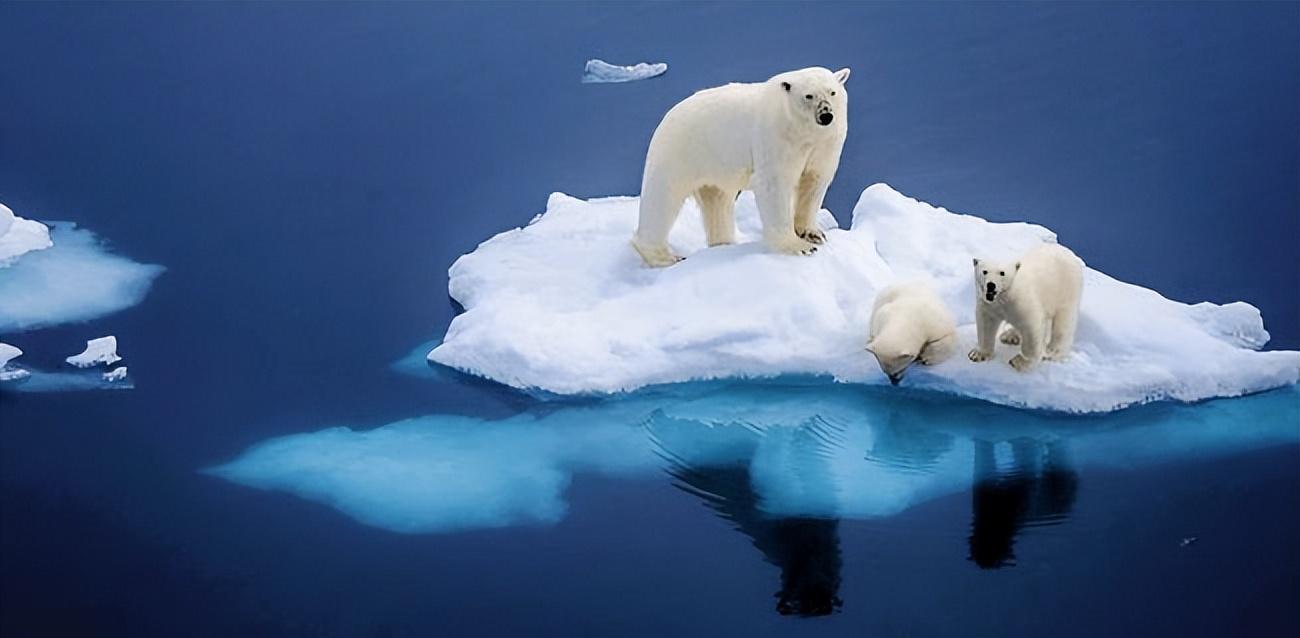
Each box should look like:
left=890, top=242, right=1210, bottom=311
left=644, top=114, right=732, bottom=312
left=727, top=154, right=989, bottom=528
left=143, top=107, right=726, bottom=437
left=209, top=384, right=1300, bottom=535
left=582, top=59, right=668, bottom=84
left=0, top=221, right=164, bottom=333
left=427, top=184, right=1300, bottom=412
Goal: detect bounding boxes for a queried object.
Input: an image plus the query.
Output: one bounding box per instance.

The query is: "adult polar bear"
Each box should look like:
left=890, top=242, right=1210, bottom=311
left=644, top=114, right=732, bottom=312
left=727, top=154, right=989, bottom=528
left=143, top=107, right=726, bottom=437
left=631, top=67, right=851, bottom=267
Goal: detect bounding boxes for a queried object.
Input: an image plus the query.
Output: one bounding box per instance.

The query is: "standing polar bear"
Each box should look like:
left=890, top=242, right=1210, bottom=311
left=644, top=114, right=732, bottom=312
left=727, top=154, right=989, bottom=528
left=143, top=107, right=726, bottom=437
left=631, top=67, right=851, bottom=267
left=968, top=243, right=1084, bottom=372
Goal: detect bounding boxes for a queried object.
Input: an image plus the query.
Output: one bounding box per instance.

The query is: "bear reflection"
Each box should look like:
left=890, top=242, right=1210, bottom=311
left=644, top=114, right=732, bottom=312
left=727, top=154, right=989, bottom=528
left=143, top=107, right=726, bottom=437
left=968, top=438, right=1077, bottom=569
left=657, top=419, right=844, bottom=617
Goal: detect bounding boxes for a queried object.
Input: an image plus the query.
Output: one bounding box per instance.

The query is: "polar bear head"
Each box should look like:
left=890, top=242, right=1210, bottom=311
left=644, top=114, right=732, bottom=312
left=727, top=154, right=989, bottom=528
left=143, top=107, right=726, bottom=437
left=865, top=335, right=915, bottom=386
left=771, top=67, right=851, bottom=128
left=973, top=258, right=1020, bottom=303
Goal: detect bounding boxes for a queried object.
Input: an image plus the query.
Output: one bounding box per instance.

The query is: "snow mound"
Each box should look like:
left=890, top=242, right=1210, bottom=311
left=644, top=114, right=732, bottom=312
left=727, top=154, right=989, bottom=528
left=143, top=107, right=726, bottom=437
left=427, top=184, right=1300, bottom=413
left=0, top=203, right=53, bottom=266
left=0, top=222, right=163, bottom=332
left=66, top=336, right=121, bottom=368
left=582, top=59, right=667, bottom=83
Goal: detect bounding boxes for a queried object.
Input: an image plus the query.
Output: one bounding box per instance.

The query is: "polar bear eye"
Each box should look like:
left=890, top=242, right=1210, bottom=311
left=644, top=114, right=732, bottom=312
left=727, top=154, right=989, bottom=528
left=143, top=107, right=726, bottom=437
left=982, top=270, right=988, bottom=275
left=1000, top=271, right=1005, bottom=276
left=831, top=91, right=837, bottom=96
left=804, top=94, right=813, bottom=100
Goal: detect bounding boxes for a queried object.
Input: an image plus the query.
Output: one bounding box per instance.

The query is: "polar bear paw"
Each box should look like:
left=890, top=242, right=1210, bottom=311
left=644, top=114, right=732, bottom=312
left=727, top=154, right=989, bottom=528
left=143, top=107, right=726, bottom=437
left=1044, top=348, right=1070, bottom=362
left=768, top=236, right=819, bottom=256
left=999, top=327, right=1021, bottom=346
left=631, top=240, right=684, bottom=268
left=796, top=227, right=826, bottom=245
left=967, top=348, right=992, bottom=363
left=1008, top=354, right=1038, bottom=372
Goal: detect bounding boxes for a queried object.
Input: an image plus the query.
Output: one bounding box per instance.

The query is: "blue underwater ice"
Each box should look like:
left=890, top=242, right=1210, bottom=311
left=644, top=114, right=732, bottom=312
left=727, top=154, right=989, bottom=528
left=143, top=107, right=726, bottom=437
left=211, top=383, right=1300, bottom=535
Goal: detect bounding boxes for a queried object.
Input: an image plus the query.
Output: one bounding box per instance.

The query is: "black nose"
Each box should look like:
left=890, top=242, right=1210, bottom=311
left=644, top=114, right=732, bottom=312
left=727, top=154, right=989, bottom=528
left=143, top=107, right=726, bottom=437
left=986, top=282, right=996, bottom=293
left=817, top=112, right=833, bottom=126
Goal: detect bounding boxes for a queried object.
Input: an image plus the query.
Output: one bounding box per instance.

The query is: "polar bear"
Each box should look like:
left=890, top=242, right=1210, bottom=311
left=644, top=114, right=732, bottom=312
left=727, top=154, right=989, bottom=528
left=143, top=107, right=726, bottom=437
left=631, top=66, right=851, bottom=267
left=866, top=282, right=957, bottom=385
left=968, top=243, right=1084, bottom=372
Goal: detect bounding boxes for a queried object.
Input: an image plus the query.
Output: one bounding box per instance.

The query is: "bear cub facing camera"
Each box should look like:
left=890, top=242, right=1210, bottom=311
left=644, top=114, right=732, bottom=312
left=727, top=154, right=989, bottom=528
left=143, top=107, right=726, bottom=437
left=631, top=66, right=851, bottom=267
left=969, top=243, right=1084, bottom=372
left=867, top=282, right=957, bottom=385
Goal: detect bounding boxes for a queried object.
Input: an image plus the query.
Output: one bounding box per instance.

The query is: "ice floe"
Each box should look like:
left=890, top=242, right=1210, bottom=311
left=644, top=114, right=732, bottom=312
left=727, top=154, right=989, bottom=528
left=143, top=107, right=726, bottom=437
left=66, top=336, right=121, bottom=368
left=427, top=184, right=1300, bottom=413
left=102, top=367, right=128, bottom=382
left=0, top=342, right=29, bottom=382
left=582, top=59, right=668, bottom=84
left=0, top=202, right=53, bottom=266
left=0, top=221, right=163, bottom=332
left=209, top=383, right=1300, bottom=534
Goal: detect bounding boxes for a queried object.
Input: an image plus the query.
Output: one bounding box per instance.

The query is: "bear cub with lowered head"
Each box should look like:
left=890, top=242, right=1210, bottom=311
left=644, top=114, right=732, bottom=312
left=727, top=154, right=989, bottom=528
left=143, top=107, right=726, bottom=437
left=968, top=243, right=1084, bottom=372
left=867, top=282, right=957, bottom=385
left=631, top=67, right=851, bottom=267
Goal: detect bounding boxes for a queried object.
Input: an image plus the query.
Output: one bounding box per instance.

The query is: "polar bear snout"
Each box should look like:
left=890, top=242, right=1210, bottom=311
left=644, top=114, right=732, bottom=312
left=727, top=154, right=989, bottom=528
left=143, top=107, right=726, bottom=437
left=817, top=112, right=834, bottom=126
left=985, top=282, right=998, bottom=301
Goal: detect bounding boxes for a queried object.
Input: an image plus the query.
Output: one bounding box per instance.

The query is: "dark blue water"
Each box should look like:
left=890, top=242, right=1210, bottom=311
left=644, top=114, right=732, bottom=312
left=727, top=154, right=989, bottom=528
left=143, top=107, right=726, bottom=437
left=1, top=2, right=1297, bottom=636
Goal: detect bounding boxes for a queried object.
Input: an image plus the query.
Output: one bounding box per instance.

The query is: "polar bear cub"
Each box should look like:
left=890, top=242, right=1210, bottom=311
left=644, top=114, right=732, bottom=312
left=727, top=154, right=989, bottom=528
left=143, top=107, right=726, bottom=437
left=631, top=66, right=851, bottom=267
left=968, top=243, right=1084, bottom=372
left=866, top=282, right=957, bottom=385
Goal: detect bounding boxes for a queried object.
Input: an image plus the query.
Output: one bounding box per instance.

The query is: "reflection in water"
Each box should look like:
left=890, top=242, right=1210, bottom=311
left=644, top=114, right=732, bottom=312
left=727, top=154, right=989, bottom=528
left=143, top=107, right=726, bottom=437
left=968, top=439, right=1077, bottom=569
left=210, top=383, right=1299, bottom=613
left=655, top=415, right=844, bottom=616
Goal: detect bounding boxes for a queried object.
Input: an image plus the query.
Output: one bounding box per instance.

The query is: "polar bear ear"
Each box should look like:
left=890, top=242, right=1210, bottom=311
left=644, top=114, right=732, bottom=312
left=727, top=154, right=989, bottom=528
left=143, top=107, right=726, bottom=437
left=781, top=81, right=791, bottom=92
left=972, top=258, right=980, bottom=267
left=1015, top=262, right=1021, bottom=271
left=834, top=68, right=851, bottom=85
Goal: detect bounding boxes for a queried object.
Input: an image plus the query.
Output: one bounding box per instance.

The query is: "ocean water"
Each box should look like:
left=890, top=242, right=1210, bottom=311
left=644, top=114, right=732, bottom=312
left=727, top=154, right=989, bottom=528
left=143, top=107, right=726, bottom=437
left=1, top=2, right=1297, bottom=636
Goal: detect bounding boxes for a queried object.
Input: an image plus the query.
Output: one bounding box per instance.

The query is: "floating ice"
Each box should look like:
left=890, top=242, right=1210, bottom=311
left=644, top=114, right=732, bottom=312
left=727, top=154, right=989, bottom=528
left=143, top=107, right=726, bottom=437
left=0, top=342, right=29, bottom=382
left=102, top=367, right=128, bottom=382
left=209, top=384, right=1300, bottom=534
left=0, top=222, right=163, bottom=332
left=582, top=59, right=668, bottom=84
left=0, top=202, right=53, bottom=266
left=427, top=184, right=1300, bottom=413
left=2, top=368, right=134, bottom=392
left=0, top=342, right=21, bottom=368
left=66, top=336, right=121, bottom=368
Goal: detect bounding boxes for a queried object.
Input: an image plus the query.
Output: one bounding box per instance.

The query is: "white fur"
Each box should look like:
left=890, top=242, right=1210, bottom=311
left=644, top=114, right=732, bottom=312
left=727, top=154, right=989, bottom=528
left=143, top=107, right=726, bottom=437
left=968, top=243, right=1084, bottom=372
left=631, top=67, right=851, bottom=266
left=866, top=282, right=957, bottom=384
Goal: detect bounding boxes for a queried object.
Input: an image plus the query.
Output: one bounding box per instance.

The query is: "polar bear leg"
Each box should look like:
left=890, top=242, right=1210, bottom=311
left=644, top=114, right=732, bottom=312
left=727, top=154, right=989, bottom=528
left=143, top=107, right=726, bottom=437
left=794, top=172, right=829, bottom=245
left=1045, top=311, right=1078, bottom=360
left=754, top=175, right=817, bottom=256
left=695, top=185, right=736, bottom=247
left=632, top=182, right=688, bottom=267
left=999, top=325, right=1021, bottom=345
left=1009, top=322, right=1045, bottom=372
left=919, top=332, right=955, bottom=365
left=969, top=312, right=1000, bottom=362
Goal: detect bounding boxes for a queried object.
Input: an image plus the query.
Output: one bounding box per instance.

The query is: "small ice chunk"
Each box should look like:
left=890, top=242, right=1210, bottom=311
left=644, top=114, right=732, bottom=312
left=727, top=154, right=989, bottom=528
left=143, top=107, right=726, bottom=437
left=0, top=368, right=30, bottom=382
left=66, top=336, right=121, bottom=368
left=0, top=342, right=21, bottom=368
left=102, top=367, right=128, bottom=382
left=582, top=59, right=668, bottom=84
left=0, top=202, right=54, bottom=266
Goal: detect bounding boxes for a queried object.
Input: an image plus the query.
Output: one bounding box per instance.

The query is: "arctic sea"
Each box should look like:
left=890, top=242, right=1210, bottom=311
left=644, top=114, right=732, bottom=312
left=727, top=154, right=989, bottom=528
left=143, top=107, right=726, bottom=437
left=1, top=2, right=1297, bottom=636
